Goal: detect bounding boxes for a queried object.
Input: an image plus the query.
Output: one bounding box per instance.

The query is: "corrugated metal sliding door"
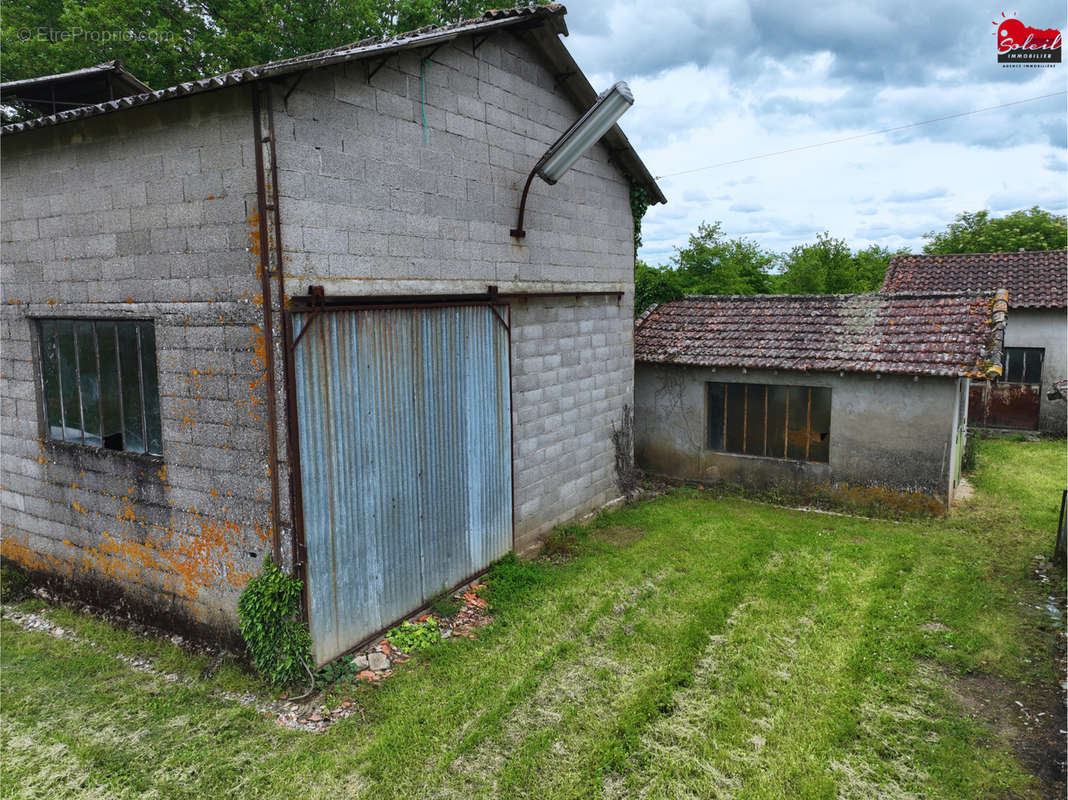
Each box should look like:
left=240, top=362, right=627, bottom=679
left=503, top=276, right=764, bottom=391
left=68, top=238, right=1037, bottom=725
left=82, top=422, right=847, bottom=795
left=293, top=304, right=512, bottom=665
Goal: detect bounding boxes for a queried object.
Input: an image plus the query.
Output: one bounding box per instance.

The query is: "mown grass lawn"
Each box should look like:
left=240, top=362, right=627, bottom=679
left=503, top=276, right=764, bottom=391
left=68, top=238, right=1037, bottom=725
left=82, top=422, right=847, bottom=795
left=2, top=437, right=1065, bottom=799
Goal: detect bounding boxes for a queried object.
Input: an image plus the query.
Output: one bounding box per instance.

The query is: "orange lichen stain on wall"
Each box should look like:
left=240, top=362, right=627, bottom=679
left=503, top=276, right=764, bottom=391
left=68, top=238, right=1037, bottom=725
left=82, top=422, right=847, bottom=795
left=85, top=533, right=167, bottom=584
left=248, top=210, right=262, bottom=276
left=52, top=503, right=261, bottom=601
left=253, top=522, right=270, bottom=545
left=250, top=325, right=267, bottom=370
left=1, top=536, right=46, bottom=571
left=72, top=500, right=88, bottom=513
left=1, top=535, right=75, bottom=578
left=170, top=516, right=252, bottom=596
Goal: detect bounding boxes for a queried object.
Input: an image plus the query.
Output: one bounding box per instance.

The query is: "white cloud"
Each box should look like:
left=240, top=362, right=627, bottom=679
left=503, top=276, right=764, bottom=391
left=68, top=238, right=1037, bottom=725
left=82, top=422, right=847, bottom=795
left=560, top=0, right=1067, bottom=262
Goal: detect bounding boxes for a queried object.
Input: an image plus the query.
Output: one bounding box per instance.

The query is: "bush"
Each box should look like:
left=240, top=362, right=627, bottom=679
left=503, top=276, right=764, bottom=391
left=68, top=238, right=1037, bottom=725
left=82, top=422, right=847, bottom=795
left=237, top=559, right=312, bottom=687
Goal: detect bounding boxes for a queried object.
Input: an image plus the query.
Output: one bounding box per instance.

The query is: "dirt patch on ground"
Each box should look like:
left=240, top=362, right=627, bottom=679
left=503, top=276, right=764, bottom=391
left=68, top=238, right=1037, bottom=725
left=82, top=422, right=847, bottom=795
left=944, top=668, right=1065, bottom=798
left=953, top=477, right=976, bottom=504
left=938, top=553, right=1066, bottom=799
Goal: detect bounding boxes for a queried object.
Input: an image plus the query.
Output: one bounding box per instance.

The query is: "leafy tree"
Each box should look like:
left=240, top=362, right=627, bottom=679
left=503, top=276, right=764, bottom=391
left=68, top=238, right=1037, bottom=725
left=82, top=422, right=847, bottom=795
left=635, top=259, right=682, bottom=316
left=633, top=222, right=776, bottom=316
left=922, top=207, right=1067, bottom=254
left=852, top=243, right=895, bottom=291
left=778, top=233, right=894, bottom=294
left=1, top=0, right=513, bottom=90
left=1, top=0, right=220, bottom=90
left=671, top=222, right=775, bottom=296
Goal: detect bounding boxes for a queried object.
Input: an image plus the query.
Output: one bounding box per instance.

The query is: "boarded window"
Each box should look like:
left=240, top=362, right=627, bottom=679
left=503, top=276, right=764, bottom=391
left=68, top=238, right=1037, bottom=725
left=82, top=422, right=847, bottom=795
left=1002, top=347, right=1043, bottom=385
left=706, top=381, right=831, bottom=463
left=37, top=319, right=163, bottom=455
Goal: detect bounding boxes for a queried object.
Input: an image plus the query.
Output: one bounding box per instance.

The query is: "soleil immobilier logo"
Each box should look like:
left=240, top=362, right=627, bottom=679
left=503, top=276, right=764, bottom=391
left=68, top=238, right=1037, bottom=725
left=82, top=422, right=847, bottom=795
left=994, top=13, right=1062, bottom=63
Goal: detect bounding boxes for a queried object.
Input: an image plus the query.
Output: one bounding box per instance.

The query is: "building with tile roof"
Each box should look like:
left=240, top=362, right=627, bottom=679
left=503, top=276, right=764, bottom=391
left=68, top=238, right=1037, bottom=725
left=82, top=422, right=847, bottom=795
left=633, top=291, right=1008, bottom=510
left=880, top=251, right=1066, bottom=433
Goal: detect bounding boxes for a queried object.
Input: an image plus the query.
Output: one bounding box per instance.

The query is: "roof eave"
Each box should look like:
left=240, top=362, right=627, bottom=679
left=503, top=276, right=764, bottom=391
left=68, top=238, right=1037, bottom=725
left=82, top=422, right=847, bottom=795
left=2, top=8, right=568, bottom=135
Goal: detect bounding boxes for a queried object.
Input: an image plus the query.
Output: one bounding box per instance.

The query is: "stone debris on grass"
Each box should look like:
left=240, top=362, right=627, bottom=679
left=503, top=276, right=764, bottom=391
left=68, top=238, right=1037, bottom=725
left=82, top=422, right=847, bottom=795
left=1, top=604, right=336, bottom=732
left=2, top=578, right=493, bottom=734
left=321, top=578, right=493, bottom=679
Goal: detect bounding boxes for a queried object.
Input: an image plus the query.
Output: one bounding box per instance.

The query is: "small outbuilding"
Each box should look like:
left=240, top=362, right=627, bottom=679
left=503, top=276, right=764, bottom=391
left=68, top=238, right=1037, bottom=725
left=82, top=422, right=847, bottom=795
left=0, top=5, right=665, bottom=664
left=633, top=291, right=1007, bottom=511
left=881, top=251, right=1067, bottom=434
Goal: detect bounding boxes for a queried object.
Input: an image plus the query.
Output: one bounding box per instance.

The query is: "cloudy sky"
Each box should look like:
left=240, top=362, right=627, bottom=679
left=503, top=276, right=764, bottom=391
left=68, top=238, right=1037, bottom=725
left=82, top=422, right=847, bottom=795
left=559, top=0, right=1068, bottom=265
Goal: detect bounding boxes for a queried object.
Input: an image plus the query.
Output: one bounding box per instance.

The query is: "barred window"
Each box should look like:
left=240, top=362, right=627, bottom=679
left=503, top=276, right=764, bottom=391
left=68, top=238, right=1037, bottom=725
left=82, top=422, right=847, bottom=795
left=38, top=319, right=163, bottom=456
left=706, top=382, right=831, bottom=463
left=1001, top=347, right=1043, bottom=385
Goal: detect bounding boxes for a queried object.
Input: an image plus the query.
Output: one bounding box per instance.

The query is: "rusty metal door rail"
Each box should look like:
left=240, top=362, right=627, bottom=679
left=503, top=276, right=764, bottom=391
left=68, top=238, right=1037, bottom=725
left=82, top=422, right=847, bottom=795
left=290, top=299, right=513, bottom=353
left=251, top=85, right=284, bottom=565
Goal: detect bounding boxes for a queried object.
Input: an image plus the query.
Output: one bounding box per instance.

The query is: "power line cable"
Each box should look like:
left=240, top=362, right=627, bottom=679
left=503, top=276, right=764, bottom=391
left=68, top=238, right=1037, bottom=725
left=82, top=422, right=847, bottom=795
left=653, top=91, right=1067, bottom=180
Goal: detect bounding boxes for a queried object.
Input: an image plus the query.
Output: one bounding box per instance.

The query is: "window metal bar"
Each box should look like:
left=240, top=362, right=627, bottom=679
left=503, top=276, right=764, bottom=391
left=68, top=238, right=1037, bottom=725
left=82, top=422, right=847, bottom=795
left=92, top=322, right=103, bottom=445
left=71, top=321, right=85, bottom=445
left=722, top=384, right=727, bottom=452
left=762, top=385, right=768, bottom=457
left=114, top=323, right=125, bottom=450
left=41, top=322, right=63, bottom=438
left=742, top=384, right=749, bottom=450
left=782, top=388, right=789, bottom=459
left=135, top=324, right=147, bottom=454
left=805, top=388, right=812, bottom=462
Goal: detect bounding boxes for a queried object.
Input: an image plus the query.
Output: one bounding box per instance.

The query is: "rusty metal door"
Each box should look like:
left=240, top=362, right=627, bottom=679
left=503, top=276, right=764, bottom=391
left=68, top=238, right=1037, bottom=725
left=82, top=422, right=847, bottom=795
left=969, top=347, right=1044, bottom=430
left=293, top=304, right=512, bottom=665
left=968, top=382, right=1041, bottom=430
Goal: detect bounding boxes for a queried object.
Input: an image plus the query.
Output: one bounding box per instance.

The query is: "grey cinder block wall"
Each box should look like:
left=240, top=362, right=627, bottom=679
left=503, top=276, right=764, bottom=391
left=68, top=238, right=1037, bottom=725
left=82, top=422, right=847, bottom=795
left=1, top=90, right=271, bottom=642
left=1, top=25, right=639, bottom=640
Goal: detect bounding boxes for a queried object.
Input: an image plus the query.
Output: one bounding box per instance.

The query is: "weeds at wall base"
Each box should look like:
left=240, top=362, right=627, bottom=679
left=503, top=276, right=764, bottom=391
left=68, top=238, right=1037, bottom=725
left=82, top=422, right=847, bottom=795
left=0, top=561, right=28, bottom=603
left=645, top=477, right=946, bottom=520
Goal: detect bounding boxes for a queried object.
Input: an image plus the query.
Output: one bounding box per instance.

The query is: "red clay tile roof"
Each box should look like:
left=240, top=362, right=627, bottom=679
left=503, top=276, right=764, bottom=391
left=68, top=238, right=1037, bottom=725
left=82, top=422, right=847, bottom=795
left=635, top=291, right=1007, bottom=378
left=881, top=251, right=1067, bottom=308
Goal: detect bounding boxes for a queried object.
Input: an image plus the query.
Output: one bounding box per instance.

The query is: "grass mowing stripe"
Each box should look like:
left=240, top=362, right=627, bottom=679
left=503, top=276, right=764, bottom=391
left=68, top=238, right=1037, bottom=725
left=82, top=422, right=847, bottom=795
left=620, top=543, right=850, bottom=798
left=570, top=525, right=782, bottom=792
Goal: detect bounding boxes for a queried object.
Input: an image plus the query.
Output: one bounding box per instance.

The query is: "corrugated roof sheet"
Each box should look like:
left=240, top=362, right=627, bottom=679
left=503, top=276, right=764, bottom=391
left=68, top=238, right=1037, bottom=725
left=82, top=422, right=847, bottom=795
left=1, top=60, right=150, bottom=94
left=0, top=4, right=665, bottom=204
left=635, top=291, right=1007, bottom=379
left=881, top=251, right=1067, bottom=309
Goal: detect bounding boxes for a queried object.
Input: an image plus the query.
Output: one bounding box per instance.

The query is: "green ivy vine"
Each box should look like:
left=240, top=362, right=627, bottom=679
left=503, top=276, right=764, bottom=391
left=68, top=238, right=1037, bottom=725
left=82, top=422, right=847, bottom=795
left=628, top=177, right=650, bottom=254
left=237, top=558, right=312, bottom=687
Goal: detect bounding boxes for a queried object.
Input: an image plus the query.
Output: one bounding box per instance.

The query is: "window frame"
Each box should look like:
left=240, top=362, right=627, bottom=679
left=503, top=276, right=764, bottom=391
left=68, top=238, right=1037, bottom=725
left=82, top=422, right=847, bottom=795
left=35, top=317, right=164, bottom=457
left=705, top=380, right=831, bottom=464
